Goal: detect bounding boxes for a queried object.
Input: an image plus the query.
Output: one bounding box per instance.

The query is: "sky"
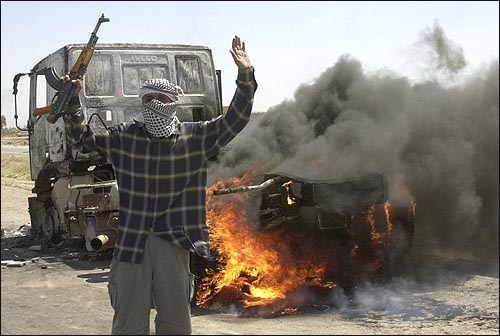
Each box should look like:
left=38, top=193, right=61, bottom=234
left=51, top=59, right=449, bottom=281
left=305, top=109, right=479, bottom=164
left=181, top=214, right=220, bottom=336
left=1, top=1, right=499, bottom=128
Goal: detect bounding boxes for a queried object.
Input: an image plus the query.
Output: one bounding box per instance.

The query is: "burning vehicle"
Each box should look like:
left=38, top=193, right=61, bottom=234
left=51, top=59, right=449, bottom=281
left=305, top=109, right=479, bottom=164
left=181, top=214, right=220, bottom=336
left=191, top=165, right=416, bottom=316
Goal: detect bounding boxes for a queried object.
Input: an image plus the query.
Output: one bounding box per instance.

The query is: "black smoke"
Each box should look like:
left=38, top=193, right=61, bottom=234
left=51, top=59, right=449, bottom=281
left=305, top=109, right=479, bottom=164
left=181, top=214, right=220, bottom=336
left=418, top=19, right=467, bottom=74
left=209, top=22, right=499, bottom=265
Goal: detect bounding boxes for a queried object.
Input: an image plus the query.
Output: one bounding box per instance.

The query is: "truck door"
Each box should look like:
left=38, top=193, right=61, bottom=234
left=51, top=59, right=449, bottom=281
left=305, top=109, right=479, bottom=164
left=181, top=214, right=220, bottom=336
left=28, top=72, right=49, bottom=180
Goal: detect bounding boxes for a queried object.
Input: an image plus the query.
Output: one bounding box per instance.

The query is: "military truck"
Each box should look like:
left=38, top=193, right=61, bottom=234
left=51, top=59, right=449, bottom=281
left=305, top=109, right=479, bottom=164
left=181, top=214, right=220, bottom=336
left=13, top=42, right=223, bottom=251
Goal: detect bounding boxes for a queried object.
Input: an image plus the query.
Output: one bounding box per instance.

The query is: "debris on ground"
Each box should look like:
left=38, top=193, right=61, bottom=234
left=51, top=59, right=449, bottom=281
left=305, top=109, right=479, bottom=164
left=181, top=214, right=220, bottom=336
left=3, top=260, right=27, bottom=267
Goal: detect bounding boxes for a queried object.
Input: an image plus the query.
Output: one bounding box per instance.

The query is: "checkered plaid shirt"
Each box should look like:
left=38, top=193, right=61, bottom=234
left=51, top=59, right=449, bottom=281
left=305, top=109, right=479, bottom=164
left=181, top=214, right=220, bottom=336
left=64, top=67, right=257, bottom=263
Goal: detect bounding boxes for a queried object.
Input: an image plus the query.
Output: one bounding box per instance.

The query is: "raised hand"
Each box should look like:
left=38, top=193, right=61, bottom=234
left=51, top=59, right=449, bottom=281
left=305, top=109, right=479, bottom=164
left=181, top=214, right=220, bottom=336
left=229, top=35, right=251, bottom=70
left=61, top=74, right=82, bottom=96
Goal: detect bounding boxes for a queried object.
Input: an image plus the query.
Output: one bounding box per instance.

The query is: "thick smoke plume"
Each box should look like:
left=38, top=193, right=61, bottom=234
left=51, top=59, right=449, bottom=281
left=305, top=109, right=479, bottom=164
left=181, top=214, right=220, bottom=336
left=209, top=23, right=499, bottom=264
left=418, top=19, right=467, bottom=74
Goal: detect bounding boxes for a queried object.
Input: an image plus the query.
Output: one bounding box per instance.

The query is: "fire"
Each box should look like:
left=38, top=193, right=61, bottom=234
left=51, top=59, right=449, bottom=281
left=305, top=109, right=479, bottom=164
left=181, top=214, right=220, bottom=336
left=198, top=164, right=417, bottom=316
left=282, top=180, right=296, bottom=205
left=367, top=201, right=393, bottom=248
left=384, top=201, right=393, bottom=234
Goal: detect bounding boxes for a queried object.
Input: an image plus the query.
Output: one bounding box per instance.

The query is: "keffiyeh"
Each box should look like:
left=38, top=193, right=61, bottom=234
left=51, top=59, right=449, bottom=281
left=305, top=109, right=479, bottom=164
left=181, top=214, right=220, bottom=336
left=140, top=79, right=183, bottom=138
left=139, top=78, right=182, bottom=102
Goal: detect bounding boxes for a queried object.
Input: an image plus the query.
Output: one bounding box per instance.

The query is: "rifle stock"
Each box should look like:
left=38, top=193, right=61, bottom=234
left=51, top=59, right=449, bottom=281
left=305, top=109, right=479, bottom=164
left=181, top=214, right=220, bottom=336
left=47, top=114, right=59, bottom=124
left=33, top=104, right=53, bottom=117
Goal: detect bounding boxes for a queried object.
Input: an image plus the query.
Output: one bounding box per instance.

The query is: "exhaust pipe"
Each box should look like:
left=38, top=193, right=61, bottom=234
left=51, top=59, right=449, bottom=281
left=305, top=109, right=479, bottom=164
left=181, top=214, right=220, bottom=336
left=213, top=176, right=283, bottom=195
left=91, top=234, right=110, bottom=251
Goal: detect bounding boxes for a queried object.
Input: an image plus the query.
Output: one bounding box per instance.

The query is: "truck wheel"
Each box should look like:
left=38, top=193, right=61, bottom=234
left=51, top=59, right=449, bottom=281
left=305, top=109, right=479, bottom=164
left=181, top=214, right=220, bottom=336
left=369, top=208, right=416, bottom=281
left=383, top=213, right=415, bottom=275
left=43, top=206, right=60, bottom=242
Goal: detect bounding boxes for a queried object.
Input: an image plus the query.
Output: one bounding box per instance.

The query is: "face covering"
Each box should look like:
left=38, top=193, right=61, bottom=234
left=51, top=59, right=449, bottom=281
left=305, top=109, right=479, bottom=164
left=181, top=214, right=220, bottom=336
left=141, top=99, right=179, bottom=138
left=139, top=79, right=183, bottom=138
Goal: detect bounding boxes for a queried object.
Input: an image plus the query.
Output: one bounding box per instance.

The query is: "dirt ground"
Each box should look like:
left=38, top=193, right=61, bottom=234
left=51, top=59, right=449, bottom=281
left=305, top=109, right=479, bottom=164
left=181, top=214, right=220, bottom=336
left=1, top=141, right=499, bottom=335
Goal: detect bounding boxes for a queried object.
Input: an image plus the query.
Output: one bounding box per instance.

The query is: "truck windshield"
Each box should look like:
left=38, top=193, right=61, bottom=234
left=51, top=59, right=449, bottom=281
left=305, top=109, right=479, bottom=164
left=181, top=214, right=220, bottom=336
left=84, top=53, right=205, bottom=97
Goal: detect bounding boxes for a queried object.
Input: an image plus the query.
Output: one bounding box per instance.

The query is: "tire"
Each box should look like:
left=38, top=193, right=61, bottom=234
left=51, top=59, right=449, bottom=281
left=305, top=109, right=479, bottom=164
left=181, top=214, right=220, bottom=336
left=43, top=206, right=60, bottom=242
left=383, top=212, right=415, bottom=276
left=346, top=203, right=416, bottom=283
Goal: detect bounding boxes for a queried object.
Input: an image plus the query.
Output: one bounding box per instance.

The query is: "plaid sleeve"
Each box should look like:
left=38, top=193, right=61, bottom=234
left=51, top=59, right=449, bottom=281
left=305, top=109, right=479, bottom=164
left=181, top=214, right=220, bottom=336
left=201, top=67, right=258, bottom=159
left=63, top=98, right=114, bottom=159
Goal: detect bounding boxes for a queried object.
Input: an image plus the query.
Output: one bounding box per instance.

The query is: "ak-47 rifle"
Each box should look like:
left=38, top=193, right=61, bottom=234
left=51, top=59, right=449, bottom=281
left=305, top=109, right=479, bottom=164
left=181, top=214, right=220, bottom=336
left=33, top=14, right=110, bottom=123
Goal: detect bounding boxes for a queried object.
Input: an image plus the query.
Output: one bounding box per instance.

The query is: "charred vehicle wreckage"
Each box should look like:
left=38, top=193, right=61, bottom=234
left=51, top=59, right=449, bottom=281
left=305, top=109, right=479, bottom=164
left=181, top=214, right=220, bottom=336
left=12, top=15, right=416, bottom=316
left=191, top=170, right=416, bottom=315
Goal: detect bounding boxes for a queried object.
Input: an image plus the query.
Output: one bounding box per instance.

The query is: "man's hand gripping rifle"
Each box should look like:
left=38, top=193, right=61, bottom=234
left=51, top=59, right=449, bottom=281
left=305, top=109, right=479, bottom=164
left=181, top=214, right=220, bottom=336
left=33, top=14, right=110, bottom=123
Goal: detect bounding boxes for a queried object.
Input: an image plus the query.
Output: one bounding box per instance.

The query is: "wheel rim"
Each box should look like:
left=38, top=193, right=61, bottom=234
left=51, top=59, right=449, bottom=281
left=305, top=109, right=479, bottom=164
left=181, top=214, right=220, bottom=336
left=43, top=207, right=59, bottom=241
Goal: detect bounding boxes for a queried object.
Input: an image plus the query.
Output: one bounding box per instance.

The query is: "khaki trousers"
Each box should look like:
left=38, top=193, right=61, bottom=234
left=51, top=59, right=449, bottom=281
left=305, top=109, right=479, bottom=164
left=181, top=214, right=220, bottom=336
left=108, top=232, right=193, bottom=335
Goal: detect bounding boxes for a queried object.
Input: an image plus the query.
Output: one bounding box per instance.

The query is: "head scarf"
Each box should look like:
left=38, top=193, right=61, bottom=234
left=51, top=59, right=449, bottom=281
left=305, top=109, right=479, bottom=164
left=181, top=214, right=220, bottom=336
left=139, top=79, right=183, bottom=138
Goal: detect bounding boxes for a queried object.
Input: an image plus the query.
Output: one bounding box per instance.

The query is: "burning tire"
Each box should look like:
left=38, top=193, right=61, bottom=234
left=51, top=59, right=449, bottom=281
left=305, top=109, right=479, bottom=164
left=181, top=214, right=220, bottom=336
left=346, top=202, right=416, bottom=285
left=378, top=204, right=416, bottom=277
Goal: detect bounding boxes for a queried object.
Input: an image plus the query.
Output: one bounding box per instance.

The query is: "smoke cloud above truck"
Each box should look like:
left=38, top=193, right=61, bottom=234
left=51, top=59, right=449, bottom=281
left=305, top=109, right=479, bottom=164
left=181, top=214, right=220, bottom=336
left=209, top=22, right=499, bottom=264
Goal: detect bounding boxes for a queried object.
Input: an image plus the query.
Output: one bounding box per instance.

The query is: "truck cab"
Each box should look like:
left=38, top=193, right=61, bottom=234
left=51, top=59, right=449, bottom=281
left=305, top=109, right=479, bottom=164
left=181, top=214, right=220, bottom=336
left=22, top=43, right=223, bottom=250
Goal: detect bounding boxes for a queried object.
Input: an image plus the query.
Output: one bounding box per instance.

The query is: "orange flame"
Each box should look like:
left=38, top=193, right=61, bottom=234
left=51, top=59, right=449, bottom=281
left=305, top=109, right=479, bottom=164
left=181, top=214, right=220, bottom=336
left=199, top=164, right=417, bottom=315
left=282, top=180, right=296, bottom=205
